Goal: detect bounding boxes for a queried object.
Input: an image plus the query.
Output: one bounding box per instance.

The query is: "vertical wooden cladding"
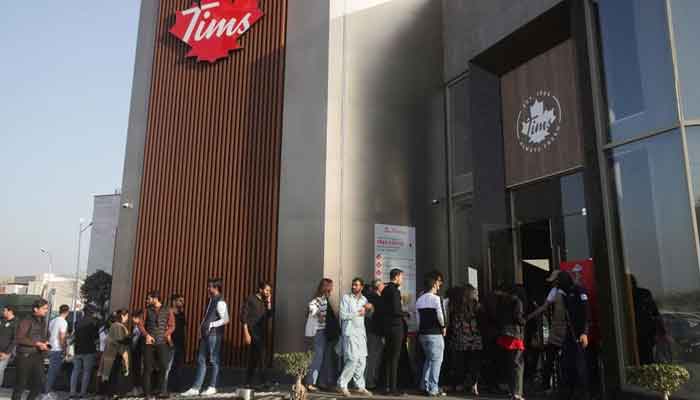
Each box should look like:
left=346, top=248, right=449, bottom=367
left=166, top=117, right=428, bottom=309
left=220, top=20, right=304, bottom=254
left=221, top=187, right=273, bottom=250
left=130, top=0, right=287, bottom=366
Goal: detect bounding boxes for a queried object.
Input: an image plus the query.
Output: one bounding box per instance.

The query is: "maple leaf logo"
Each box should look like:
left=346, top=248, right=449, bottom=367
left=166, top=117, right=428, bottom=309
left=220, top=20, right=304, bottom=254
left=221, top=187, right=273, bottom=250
left=170, top=0, right=264, bottom=63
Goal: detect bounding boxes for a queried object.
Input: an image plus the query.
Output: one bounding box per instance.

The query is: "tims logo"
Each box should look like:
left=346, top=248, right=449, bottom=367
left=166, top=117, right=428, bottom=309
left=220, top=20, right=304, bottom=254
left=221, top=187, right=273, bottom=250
left=516, top=90, right=562, bottom=153
left=170, top=0, right=264, bottom=63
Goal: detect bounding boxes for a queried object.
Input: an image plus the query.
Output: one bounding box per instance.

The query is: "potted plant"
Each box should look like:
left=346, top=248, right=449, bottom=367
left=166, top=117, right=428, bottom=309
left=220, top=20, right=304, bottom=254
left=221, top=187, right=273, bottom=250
left=627, top=364, right=690, bottom=400
left=274, top=352, right=312, bottom=400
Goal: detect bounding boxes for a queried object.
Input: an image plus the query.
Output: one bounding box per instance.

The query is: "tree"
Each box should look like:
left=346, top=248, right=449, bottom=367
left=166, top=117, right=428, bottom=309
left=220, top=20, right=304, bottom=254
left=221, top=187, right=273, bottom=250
left=274, top=352, right=312, bottom=400
left=81, top=270, right=112, bottom=319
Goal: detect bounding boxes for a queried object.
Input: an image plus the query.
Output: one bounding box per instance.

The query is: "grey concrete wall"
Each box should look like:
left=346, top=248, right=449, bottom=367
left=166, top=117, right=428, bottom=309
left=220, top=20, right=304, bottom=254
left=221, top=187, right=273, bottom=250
left=275, top=0, right=330, bottom=353
left=86, top=194, right=120, bottom=275
left=442, top=0, right=563, bottom=81
left=110, top=0, right=159, bottom=310
left=324, top=0, right=447, bottom=299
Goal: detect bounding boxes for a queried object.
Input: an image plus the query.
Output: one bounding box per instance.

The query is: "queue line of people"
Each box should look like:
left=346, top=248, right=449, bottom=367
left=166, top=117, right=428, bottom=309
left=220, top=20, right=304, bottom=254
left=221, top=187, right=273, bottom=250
left=6, top=278, right=273, bottom=400
left=3, top=268, right=593, bottom=400
left=302, top=268, right=592, bottom=400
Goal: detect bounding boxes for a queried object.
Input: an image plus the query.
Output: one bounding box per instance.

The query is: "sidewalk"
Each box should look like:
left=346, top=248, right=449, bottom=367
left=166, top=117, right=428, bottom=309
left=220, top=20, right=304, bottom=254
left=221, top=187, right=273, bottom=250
left=0, top=387, right=520, bottom=400
left=0, top=388, right=287, bottom=400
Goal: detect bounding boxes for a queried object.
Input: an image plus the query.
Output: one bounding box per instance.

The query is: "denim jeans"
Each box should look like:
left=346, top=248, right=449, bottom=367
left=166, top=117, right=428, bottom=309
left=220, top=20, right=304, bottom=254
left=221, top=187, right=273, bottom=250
left=166, top=345, right=185, bottom=392
left=45, top=351, right=64, bottom=393
left=0, top=355, right=10, bottom=387
left=419, top=335, right=445, bottom=395
left=305, top=331, right=326, bottom=386
left=191, top=335, right=222, bottom=390
left=70, top=353, right=97, bottom=396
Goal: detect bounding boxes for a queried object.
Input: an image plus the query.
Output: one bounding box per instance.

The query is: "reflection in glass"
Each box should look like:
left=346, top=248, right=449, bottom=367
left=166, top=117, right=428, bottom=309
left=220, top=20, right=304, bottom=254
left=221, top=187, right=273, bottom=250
left=597, top=0, right=678, bottom=141
left=671, top=0, right=700, bottom=119
left=610, top=130, right=700, bottom=397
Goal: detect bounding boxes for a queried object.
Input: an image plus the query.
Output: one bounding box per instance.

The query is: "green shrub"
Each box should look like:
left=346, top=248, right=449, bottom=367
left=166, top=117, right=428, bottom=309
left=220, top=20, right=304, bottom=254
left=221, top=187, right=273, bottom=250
left=627, top=364, right=690, bottom=398
left=274, top=352, right=313, bottom=380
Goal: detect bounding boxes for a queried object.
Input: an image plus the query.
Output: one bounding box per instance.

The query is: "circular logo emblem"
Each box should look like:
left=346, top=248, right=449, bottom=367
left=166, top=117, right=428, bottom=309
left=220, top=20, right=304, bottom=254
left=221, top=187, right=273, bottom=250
left=516, top=90, right=562, bottom=152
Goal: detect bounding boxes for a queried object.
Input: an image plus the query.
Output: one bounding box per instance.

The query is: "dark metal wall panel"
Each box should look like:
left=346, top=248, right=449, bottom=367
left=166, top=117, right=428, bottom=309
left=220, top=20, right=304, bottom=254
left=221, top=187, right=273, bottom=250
left=129, top=0, right=287, bottom=366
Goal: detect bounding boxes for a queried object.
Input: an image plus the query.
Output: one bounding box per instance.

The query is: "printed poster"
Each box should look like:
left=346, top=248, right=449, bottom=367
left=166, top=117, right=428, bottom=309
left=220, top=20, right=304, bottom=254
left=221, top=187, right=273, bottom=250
left=374, top=224, right=417, bottom=332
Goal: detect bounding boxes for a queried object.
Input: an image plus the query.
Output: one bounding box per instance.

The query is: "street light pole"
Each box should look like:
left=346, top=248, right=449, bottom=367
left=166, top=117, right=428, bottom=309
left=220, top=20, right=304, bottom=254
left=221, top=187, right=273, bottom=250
left=40, top=248, right=53, bottom=275
left=73, top=219, right=93, bottom=331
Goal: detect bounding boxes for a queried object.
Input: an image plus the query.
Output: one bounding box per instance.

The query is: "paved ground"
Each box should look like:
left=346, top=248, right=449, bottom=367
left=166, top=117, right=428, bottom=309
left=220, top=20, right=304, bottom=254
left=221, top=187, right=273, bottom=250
left=0, top=387, right=516, bottom=400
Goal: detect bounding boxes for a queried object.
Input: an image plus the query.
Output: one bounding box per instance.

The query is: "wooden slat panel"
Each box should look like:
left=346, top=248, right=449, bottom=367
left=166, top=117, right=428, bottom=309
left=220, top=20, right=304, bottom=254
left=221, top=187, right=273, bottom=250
left=129, top=0, right=287, bottom=367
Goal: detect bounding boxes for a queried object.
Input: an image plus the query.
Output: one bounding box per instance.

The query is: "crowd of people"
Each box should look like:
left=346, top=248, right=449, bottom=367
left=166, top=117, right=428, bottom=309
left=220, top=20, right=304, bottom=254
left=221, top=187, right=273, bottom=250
left=0, top=268, right=599, bottom=400
left=2, top=278, right=273, bottom=400
left=302, top=268, right=594, bottom=400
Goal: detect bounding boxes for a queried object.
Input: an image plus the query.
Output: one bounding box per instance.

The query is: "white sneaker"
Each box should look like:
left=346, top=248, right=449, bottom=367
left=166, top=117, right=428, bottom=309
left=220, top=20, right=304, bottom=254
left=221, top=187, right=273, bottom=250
left=201, top=387, right=217, bottom=396
left=181, top=388, right=201, bottom=397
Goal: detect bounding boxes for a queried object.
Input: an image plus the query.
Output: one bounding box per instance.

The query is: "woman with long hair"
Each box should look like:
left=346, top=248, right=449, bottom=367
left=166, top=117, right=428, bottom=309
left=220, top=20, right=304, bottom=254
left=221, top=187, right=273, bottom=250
left=99, top=309, right=133, bottom=398
left=496, top=285, right=527, bottom=400
left=304, top=278, right=335, bottom=391
left=446, top=285, right=483, bottom=396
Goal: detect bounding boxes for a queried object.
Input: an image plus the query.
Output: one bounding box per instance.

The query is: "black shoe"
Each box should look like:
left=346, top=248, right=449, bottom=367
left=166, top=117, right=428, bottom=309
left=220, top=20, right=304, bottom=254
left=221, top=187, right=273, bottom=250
left=157, top=392, right=170, bottom=399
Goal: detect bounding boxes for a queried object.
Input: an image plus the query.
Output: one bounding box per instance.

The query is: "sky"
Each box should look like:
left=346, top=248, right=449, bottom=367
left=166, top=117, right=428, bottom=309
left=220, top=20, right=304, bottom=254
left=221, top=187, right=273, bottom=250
left=0, top=2, right=141, bottom=277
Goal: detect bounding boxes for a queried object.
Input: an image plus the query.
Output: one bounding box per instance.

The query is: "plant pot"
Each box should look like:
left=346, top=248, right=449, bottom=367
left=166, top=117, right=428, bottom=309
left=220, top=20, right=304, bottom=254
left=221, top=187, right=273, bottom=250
left=291, top=377, right=307, bottom=400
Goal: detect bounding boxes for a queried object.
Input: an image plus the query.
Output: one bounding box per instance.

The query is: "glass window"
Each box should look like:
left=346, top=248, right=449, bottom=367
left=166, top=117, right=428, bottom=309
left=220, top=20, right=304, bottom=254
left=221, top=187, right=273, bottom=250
left=598, top=0, right=679, bottom=141
left=670, top=0, right=700, bottom=119
left=610, top=130, right=700, bottom=398
left=448, top=78, right=472, bottom=190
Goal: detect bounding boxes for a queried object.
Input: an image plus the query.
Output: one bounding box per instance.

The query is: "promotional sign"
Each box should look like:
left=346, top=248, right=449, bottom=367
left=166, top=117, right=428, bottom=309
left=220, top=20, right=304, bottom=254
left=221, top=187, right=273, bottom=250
left=560, top=259, right=600, bottom=345
left=500, top=39, right=584, bottom=187
left=170, top=0, right=264, bottom=62
left=374, top=224, right=417, bottom=332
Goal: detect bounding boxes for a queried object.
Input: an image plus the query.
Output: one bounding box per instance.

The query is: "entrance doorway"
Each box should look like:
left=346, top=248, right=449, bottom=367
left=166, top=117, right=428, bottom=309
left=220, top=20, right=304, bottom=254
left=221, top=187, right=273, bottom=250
left=486, top=172, right=590, bottom=291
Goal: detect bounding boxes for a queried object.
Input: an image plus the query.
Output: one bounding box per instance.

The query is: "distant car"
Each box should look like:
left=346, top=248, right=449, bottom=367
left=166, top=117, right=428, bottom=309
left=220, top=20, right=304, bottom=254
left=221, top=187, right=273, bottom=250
left=0, top=294, right=43, bottom=320
left=661, top=311, right=700, bottom=362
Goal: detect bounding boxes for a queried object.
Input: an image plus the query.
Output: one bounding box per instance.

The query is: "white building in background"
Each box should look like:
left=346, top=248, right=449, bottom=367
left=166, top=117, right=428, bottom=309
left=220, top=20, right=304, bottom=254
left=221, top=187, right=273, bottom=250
left=26, top=273, right=83, bottom=312
left=0, top=284, right=28, bottom=294
left=86, top=193, right=120, bottom=276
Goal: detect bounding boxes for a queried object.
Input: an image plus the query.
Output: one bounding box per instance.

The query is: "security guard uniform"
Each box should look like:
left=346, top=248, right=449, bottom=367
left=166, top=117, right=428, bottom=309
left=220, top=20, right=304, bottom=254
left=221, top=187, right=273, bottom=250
left=559, top=284, right=590, bottom=400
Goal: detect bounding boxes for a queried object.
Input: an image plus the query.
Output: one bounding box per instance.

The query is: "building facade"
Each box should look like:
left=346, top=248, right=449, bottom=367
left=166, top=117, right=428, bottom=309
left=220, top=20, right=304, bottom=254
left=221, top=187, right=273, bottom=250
left=112, top=0, right=700, bottom=398
left=86, top=193, right=121, bottom=275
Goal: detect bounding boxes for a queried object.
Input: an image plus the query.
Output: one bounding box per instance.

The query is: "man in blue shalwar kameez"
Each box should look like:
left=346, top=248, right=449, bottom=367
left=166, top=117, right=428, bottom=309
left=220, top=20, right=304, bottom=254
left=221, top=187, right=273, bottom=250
left=338, top=278, right=374, bottom=397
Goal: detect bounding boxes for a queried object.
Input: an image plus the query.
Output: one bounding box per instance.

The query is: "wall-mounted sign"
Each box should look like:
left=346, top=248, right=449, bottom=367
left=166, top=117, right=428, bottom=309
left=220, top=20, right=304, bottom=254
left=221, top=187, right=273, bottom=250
left=517, top=90, right=562, bottom=153
left=501, top=39, right=584, bottom=187
left=170, top=0, right=264, bottom=63
left=374, top=224, right=417, bottom=333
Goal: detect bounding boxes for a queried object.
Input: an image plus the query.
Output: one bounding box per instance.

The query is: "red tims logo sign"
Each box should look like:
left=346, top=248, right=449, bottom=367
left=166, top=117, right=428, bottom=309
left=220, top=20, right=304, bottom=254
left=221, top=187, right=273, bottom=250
left=170, top=0, right=264, bottom=63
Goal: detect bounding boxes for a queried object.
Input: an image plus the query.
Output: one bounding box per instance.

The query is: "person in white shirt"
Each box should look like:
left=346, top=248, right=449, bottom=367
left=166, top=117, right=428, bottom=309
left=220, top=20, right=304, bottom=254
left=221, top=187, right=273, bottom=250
left=416, top=277, right=446, bottom=397
left=45, top=305, right=70, bottom=396
left=182, top=278, right=230, bottom=397
left=337, top=278, right=373, bottom=397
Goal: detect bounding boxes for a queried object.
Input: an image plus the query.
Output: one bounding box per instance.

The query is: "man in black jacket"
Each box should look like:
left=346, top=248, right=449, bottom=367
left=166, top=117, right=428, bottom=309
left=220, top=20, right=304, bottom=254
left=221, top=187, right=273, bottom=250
left=70, top=306, right=100, bottom=398
left=381, top=268, right=406, bottom=395
left=12, top=299, right=50, bottom=400
left=557, top=271, right=590, bottom=400
left=241, top=281, right=274, bottom=388
left=0, top=306, right=17, bottom=387
left=364, top=279, right=385, bottom=390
